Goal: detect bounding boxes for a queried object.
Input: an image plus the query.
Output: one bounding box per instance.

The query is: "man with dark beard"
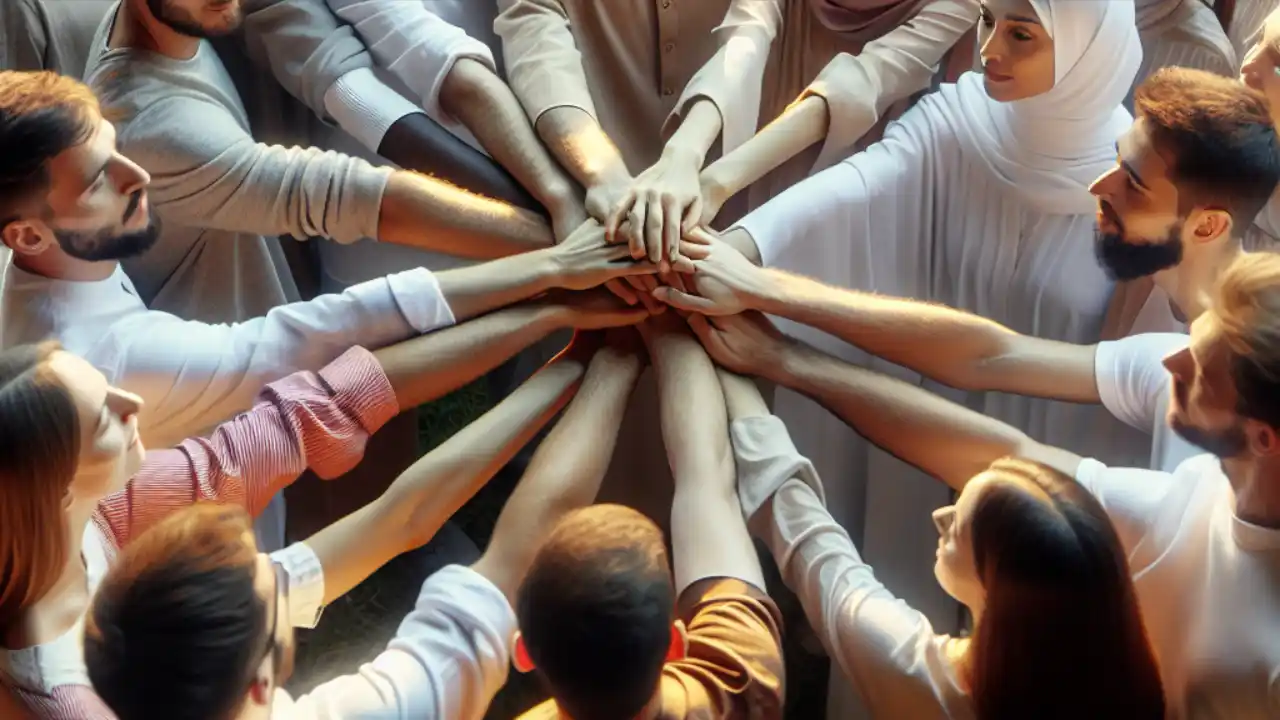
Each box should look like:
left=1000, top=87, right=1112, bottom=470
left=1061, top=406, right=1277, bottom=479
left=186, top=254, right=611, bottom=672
left=655, top=67, right=1280, bottom=475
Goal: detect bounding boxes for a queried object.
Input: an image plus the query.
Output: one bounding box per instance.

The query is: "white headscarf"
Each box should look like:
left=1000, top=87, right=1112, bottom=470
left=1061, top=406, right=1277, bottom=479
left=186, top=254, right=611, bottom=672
left=936, top=0, right=1141, bottom=214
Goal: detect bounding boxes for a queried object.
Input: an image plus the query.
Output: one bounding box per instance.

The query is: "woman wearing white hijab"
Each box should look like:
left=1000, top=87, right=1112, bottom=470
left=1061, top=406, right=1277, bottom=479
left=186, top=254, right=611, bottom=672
left=720, top=5, right=1162, bottom=715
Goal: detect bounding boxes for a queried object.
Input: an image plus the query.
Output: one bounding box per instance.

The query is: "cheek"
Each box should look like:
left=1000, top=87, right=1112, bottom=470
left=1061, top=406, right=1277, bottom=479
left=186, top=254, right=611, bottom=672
left=1016, top=45, right=1055, bottom=95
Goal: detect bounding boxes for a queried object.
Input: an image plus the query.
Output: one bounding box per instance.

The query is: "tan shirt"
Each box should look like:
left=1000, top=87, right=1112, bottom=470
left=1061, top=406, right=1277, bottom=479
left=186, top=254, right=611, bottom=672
left=517, top=578, right=786, bottom=720
left=495, top=0, right=784, bottom=171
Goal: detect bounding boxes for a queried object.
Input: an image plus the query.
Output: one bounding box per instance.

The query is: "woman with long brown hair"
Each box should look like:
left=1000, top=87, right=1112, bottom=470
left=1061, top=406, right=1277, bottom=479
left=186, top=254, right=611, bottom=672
left=722, top=369, right=1163, bottom=719
left=0, top=340, right=402, bottom=717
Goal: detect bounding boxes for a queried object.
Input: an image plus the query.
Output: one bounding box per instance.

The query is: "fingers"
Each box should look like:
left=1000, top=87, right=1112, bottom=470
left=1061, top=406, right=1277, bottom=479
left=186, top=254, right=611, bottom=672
left=682, top=196, right=703, bottom=238
left=627, top=204, right=646, bottom=260
left=604, top=278, right=639, bottom=306
left=604, top=191, right=636, bottom=246
left=652, top=286, right=717, bottom=313
left=643, top=192, right=664, bottom=265
left=673, top=246, right=708, bottom=265
left=683, top=227, right=716, bottom=246
left=686, top=313, right=719, bottom=348
left=662, top=194, right=681, bottom=268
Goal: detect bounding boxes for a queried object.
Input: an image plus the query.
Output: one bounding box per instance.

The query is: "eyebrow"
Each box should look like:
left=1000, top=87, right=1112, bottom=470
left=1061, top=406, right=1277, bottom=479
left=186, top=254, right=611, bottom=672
left=1115, top=142, right=1149, bottom=191
left=1007, top=13, right=1042, bottom=24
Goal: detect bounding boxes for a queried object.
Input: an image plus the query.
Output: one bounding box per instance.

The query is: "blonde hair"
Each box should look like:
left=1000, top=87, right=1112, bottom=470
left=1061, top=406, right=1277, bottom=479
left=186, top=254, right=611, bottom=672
left=1212, top=252, right=1280, bottom=427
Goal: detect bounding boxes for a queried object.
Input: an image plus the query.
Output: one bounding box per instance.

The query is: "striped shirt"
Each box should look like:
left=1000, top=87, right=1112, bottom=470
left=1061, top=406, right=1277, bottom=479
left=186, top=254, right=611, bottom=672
left=1, top=346, right=398, bottom=719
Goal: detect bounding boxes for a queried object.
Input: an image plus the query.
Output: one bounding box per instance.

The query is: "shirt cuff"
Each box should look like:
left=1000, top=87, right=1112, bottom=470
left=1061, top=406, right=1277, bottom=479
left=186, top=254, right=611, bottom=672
left=385, top=267, right=456, bottom=334
left=731, top=416, right=826, bottom=522
left=324, top=67, right=422, bottom=153
left=271, top=542, right=327, bottom=629
left=318, top=346, right=401, bottom=433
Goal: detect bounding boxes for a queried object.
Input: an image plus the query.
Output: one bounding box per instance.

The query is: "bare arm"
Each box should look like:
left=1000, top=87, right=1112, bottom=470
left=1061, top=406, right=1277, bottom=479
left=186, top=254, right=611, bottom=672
left=644, top=318, right=764, bottom=593
left=441, top=59, right=587, bottom=239
left=670, top=237, right=1101, bottom=402
left=534, top=107, right=634, bottom=218
left=472, top=334, right=644, bottom=599
left=692, top=314, right=1081, bottom=492
left=700, top=96, right=830, bottom=221
left=305, top=349, right=587, bottom=603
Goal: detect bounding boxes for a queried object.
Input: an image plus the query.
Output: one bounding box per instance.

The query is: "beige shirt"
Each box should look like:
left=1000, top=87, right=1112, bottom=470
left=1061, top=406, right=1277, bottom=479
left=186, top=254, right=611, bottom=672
left=495, top=0, right=784, bottom=171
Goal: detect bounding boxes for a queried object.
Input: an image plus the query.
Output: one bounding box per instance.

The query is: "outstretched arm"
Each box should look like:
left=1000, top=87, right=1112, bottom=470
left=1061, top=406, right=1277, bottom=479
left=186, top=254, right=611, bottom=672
left=642, top=315, right=764, bottom=593
left=304, top=347, right=588, bottom=605
left=691, top=312, right=1081, bottom=491
left=664, top=237, right=1102, bottom=403
left=472, top=332, right=645, bottom=599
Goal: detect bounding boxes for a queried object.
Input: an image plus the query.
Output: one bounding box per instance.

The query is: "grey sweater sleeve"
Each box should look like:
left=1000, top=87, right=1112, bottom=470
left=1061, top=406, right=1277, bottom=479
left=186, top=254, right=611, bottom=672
left=120, top=93, right=393, bottom=243
left=237, top=0, right=373, bottom=121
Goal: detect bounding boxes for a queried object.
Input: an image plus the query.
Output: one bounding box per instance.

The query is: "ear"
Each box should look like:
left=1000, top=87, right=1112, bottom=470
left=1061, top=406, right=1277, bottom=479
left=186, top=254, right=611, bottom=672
left=247, top=674, right=272, bottom=706
left=1189, top=208, right=1232, bottom=246
left=1247, top=421, right=1280, bottom=457
left=666, top=620, right=688, bottom=663
left=2, top=219, right=54, bottom=257
left=512, top=631, right=535, bottom=673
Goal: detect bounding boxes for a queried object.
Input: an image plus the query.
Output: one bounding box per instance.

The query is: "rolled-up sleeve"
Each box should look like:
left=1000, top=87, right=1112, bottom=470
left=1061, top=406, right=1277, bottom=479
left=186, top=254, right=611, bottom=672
left=495, top=0, right=598, bottom=124
left=665, top=0, right=783, bottom=153
left=803, top=0, right=979, bottom=170
left=327, top=0, right=496, bottom=130
left=94, top=347, right=399, bottom=548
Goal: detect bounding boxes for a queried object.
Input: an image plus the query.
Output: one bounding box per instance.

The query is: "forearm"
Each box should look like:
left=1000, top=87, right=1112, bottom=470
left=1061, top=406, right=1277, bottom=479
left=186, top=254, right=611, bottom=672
left=766, top=341, right=1033, bottom=491
left=378, top=169, right=553, bottom=257
left=474, top=350, right=643, bottom=598
left=379, top=113, right=539, bottom=209
left=701, top=95, right=829, bottom=211
left=432, top=249, right=560, bottom=322
left=652, top=329, right=763, bottom=592
left=441, top=59, right=580, bottom=212
left=373, top=304, right=565, bottom=409
left=307, top=353, right=586, bottom=603
left=535, top=106, right=632, bottom=192
left=662, top=98, right=725, bottom=171
left=752, top=270, right=1016, bottom=390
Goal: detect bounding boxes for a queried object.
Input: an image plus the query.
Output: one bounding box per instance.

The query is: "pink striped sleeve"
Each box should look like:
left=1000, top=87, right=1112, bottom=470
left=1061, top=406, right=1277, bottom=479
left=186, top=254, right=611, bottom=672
left=12, top=683, right=117, bottom=719
left=94, top=347, right=399, bottom=547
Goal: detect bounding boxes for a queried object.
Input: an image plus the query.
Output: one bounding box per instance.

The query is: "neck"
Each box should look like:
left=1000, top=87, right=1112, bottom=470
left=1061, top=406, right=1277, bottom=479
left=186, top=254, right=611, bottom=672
left=1222, top=455, right=1280, bottom=529
left=1158, top=241, right=1242, bottom=323
left=11, top=250, right=117, bottom=282
left=114, top=0, right=201, bottom=59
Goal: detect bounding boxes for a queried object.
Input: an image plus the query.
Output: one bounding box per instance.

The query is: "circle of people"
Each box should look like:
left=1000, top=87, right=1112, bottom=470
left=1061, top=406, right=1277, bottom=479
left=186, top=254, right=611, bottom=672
left=2, top=0, right=1280, bottom=718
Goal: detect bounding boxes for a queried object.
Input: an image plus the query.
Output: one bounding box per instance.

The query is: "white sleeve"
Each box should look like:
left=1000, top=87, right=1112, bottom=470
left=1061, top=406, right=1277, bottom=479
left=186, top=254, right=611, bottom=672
left=1073, top=458, right=1174, bottom=554
left=1094, top=333, right=1188, bottom=432
left=270, top=542, right=327, bottom=629
left=112, top=269, right=453, bottom=447
left=326, top=0, right=497, bottom=129
left=289, top=565, right=516, bottom=720
left=732, top=416, right=965, bottom=718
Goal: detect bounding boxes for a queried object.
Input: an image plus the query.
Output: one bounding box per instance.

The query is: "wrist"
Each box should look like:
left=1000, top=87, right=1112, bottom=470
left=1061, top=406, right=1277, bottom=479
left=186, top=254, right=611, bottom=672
left=661, top=141, right=705, bottom=170
left=700, top=166, right=731, bottom=208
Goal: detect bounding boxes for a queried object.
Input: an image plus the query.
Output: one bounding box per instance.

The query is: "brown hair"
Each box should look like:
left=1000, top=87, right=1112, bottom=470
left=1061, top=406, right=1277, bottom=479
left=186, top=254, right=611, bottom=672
left=516, top=504, right=675, bottom=720
left=85, top=503, right=267, bottom=720
left=1134, top=67, right=1280, bottom=224
left=1212, top=252, right=1280, bottom=429
left=964, top=458, right=1164, bottom=720
left=0, top=342, right=80, bottom=637
left=0, top=70, right=99, bottom=226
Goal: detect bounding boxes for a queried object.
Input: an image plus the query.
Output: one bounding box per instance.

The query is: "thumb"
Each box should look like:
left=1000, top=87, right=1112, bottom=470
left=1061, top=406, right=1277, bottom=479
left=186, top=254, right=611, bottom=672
left=652, top=286, right=717, bottom=313
left=686, top=313, right=718, bottom=345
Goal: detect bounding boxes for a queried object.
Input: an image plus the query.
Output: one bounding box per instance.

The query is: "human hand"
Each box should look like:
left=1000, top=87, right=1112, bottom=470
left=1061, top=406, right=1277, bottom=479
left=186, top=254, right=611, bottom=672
left=697, top=167, right=730, bottom=228
left=604, top=151, right=703, bottom=267
left=686, top=312, right=789, bottom=377
left=546, top=288, right=653, bottom=330
left=549, top=219, right=662, bottom=291
left=584, top=177, right=633, bottom=224
left=652, top=229, right=770, bottom=316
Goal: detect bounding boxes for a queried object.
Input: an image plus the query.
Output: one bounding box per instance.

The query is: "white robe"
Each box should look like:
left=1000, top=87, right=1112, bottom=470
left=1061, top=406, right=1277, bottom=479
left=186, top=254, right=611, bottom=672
left=734, top=3, right=1164, bottom=715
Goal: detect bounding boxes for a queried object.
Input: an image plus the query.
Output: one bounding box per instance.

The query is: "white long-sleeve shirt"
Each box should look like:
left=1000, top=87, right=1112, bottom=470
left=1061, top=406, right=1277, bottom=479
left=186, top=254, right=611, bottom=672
left=275, top=565, right=516, bottom=720
left=324, top=0, right=497, bottom=149
left=0, top=262, right=453, bottom=448
left=732, top=415, right=972, bottom=720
